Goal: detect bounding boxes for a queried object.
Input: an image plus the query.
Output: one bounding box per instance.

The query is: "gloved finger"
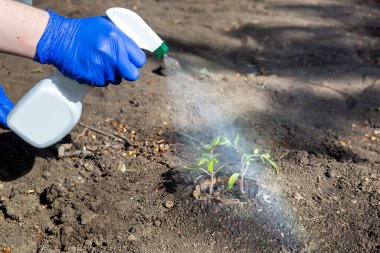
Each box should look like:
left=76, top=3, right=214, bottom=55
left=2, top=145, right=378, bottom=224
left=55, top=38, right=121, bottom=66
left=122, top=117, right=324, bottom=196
left=106, top=71, right=123, bottom=86
left=0, top=85, right=14, bottom=128
left=102, top=56, right=123, bottom=85
left=111, top=72, right=123, bottom=85
left=119, top=33, right=146, bottom=68
left=117, top=57, right=140, bottom=81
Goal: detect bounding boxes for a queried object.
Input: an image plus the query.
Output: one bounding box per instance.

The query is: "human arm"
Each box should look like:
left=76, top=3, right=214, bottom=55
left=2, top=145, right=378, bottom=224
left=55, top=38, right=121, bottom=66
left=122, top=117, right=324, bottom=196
left=0, top=0, right=49, bottom=59
left=0, top=0, right=146, bottom=86
left=0, top=1, right=147, bottom=127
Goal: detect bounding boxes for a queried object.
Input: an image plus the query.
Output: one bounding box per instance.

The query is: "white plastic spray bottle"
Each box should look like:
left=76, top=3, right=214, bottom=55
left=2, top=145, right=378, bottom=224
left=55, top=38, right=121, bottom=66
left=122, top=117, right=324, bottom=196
left=6, top=8, right=169, bottom=148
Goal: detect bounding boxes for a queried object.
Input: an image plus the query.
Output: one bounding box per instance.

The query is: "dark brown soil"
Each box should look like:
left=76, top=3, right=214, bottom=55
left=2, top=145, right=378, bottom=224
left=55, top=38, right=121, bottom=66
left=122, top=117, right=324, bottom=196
left=0, top=0, right=379, bottom=252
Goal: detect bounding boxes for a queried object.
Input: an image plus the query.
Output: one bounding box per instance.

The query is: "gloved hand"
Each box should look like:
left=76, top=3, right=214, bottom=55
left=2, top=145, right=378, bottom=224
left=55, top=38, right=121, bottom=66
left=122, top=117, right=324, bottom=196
left=0, top=85, right=14, bottom=128
left=34, top=10, right=146, bottom=86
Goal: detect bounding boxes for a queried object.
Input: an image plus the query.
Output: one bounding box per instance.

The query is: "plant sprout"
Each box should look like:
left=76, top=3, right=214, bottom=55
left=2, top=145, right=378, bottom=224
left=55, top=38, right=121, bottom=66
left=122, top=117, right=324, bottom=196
left=195, top=136, right=224, bottom=196
left=220, top=134, right=278, bottom=195
left=191, top=134, right=278, bottom=197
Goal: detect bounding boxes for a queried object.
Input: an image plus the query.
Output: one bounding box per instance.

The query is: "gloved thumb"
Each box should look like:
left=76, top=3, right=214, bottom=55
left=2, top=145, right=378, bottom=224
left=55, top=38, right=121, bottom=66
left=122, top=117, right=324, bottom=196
left=0, top=85, right=14, bottom=128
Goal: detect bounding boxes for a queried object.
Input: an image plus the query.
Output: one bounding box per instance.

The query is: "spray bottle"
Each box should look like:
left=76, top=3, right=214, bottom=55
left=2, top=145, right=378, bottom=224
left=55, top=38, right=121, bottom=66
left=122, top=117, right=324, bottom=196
left=6, top=8, right=169, bottom=148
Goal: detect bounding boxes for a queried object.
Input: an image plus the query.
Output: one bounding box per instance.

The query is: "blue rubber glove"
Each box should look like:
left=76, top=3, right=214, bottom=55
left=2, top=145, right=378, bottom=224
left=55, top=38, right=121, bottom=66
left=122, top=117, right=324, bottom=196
left=34, top=10, right=146, bottom=86
left=0, top=85, right=14, bottom=128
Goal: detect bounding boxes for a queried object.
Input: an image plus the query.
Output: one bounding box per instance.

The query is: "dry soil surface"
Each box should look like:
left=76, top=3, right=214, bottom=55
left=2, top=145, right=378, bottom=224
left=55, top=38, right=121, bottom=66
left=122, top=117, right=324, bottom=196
left=0, top=0, right=380, bottom=252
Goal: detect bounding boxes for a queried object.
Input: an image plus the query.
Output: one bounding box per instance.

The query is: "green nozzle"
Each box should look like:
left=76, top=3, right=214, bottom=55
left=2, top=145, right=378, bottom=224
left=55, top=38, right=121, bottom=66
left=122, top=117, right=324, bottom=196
left=153, top=42, right=169, bottom=58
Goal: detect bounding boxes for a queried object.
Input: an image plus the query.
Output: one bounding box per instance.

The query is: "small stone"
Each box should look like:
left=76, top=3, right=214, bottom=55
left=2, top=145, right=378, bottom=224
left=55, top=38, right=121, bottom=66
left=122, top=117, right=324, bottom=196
left=165, top=200, right=174, bottom=209
left=4, top=205, right=22, bottom=221
left=84, top=164, right=94, bottom=172
left=111, top=144, right=124, bottom=150
left=293, top=192, right=304, bottom=202
left=117, top=163, right=127, bottom=173
left=45, top=222, right=58, bottom=236
left=60, top=207, right=76, bottom=224
left=61, top=226, right=74, bottom=241
left=0, top=184, right=4, bottom=190
left=42, top=171, right=52, bottom=180
left=34, top=186, right=43, bottom=195
left=67, top=246, right=77, bottom=253
left=92, top=238, right=101, bottom=247
left=80, top=210, right=96, bottom=225
left=57, top=145, right=66, bottom=159
left=325, top=168, right=339, bottom=178
left=84, top=239, right=92, bottom=247
left=154, top=220, right=161, bottom=227
left=127, top=234, right=137, bottom=241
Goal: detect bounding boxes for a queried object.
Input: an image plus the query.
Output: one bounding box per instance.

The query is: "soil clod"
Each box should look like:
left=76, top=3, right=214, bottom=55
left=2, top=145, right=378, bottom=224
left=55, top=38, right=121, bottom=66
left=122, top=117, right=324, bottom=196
left=164, top=200, right=174, bottom=209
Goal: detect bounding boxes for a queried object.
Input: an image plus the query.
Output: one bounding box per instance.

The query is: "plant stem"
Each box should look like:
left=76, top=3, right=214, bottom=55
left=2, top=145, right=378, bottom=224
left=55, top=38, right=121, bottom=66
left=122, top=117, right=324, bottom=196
left=240, top=157, right=246, bottom=194
left=209, top=171, right=214, bottom=196
left=240, top=176, right=245, bottom=195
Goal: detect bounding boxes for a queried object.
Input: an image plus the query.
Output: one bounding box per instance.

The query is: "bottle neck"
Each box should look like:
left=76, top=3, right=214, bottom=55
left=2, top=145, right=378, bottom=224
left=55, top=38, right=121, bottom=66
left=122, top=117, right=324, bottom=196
left=50, top=71, right=90, bottom=103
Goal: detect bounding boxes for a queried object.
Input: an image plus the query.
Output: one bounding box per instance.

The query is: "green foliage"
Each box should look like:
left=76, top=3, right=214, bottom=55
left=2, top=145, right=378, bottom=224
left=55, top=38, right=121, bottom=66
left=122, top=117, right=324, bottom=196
left=220, top=136, right=231, bottom=146
left=191, top=134, right=279, bottom=197
left=260, top=153, right=279, bottom=174
left=203, top=136, right=221, bottom=150
left=234, top=134, right=240, bottom=146
left=228, top=173, right=240, bottom=189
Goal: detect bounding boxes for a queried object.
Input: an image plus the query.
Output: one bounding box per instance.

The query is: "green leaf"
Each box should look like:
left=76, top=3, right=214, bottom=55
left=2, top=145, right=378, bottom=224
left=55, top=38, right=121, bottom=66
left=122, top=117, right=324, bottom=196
left=211, top=153, right=222, bottom=160
left=197, top=158, right=209, bottom=166
left=244, top=154, right=254, bottom=161
left=228, top=173, right=240, bottom=190
left=263, top=157, right=279, bottom=174
left=208, top=160, right=214, bottom=172
left=211, top=136, right=221, bottom=147
left=234, top=134, right=240, bottom=146
left=254, top=148, right=259, bottom=155
left=203, top=144, right=212, bottom=150
left=244, top=156, right=254, bottom=166
left=220, top=136, right=231, bottom=146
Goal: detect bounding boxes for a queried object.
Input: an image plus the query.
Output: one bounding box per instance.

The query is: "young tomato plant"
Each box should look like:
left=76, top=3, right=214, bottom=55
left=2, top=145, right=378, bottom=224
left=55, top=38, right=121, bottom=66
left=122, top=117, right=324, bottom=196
left=195, top=136, right=224, bottom=196
left=191, top=134, right=278, bottom=198
left=220, top=135, right=278, bottom=195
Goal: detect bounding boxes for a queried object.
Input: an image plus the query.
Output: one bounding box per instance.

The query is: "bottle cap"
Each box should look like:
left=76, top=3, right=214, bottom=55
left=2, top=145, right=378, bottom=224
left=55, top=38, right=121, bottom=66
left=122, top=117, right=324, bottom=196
left=153, top=42, right=169, bottom=58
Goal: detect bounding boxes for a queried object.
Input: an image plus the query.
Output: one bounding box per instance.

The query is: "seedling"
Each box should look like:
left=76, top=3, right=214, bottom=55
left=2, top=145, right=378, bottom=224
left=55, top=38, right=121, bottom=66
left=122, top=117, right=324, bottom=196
left=195, top=136, right=225, bottom=196
left=220, top=135, right=278, bottom=194
left=191, top=134, right=278, bottom=197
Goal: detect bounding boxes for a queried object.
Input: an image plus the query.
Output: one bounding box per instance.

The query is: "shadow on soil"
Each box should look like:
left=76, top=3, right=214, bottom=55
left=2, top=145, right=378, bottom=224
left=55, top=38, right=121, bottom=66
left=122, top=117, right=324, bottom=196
left=0, top=132, right=36, bottom=181
left=163, top=1, right=380, bottom=77
left=160, top=168, right=178, bottom=194
left=164, top=76, right=380, bottom=163
left=0, top=131, right=55, bottom=181
left=161, top=0, right=380, bottom=163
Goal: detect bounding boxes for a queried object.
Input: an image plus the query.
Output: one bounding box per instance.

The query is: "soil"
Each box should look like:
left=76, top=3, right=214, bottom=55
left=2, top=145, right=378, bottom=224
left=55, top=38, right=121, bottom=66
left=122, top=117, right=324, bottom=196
left=0, top=0, right=380, bottom=252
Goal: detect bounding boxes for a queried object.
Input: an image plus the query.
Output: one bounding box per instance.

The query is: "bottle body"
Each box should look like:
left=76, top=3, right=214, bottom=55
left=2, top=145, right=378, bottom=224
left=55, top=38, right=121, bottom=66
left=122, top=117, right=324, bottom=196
left=7, top=8, right=168, bottom=148
left=7, top=72, right=89, bottom=148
